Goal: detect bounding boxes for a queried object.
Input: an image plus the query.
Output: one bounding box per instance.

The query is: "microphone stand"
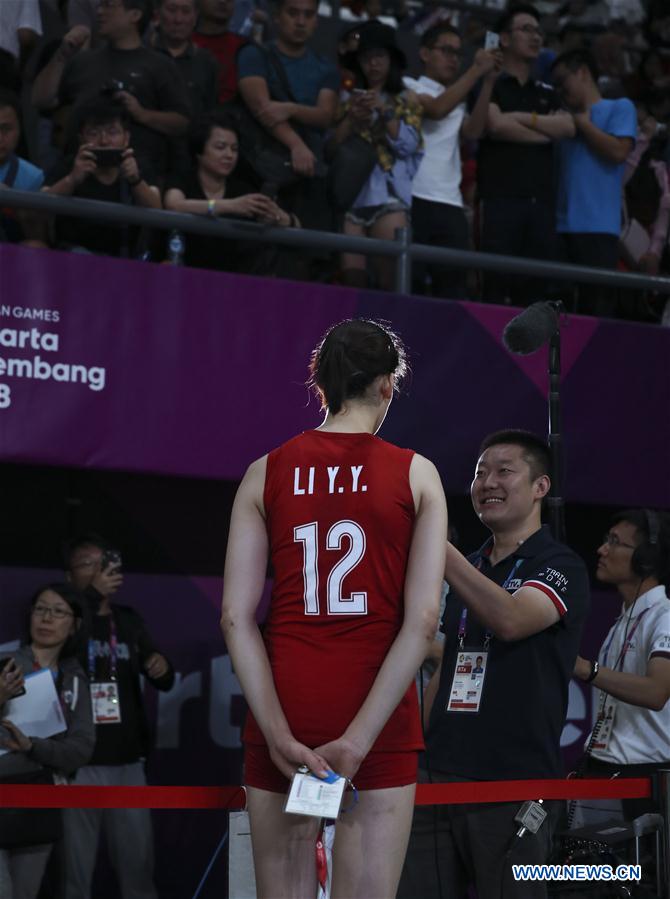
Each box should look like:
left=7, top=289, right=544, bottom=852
left=547, top=304, right=565, bottom=543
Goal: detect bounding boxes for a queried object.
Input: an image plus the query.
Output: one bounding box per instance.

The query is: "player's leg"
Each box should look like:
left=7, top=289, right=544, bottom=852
left=246, top=786, right=321, bottom=899
left=330, top=783, right=416, bottom=899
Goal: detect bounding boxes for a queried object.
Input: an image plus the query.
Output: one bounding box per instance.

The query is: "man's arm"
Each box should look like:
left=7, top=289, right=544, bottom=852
left=486, top=102, right=551, bottom=144
left=506, top=110, right=576, bottom=140
left=444, top=542, right=563, bottom=641
left=572, top=113, right=633, bottom=164
left=418, top=48, right=500, bottom=123
left=115, top=92, right=189, bottom=136
left=314, top=456, right=447, bottom=778
left=238, top=75, right=316, bottom=175
left=575, top=653, right=670, bottom=711
left=461, top=70, right=498, bottom=141
left=31, top=26, right=90, bottom=110
left=257, top=88, right=338, bottom=131
left=221, top=457, right=330, bottom=780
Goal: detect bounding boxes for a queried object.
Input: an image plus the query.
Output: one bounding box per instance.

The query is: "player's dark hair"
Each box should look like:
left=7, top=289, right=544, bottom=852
left=308, top=319, right=407, bottom=416
left=420, top=22, right=460, bottom=49
left=551, top=48, right=599, bottom=82
left=478, top=429, right=550, bottom=481
left=495, top=3, right=540, bottom=34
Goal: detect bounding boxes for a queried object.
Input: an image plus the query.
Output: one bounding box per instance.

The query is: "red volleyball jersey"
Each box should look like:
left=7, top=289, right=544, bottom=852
left=243, top=430, right=424, bottom=752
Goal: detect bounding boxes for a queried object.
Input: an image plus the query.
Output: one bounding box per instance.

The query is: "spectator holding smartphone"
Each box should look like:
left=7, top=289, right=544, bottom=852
left=43, top=98, right=160, bottom=256
left=62, top=533, right=174, bottom=899
left=0, top=584, right=94, bottom=899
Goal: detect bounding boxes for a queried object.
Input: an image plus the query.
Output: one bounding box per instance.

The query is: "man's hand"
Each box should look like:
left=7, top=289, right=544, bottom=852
left=1, top=719, right=32, bottom=753
left=71, top=144, right=98, bottom=186
left=290, top=142, right=316, bottom=177
left=91, top=564, right=123, bottom=597
left=267, top=734, right=330, bottom=781
left=59, top=25, right=91, bottom=61
left=144, top=652, right=169, bottom=680
left=258, top=101, right=295, bottom=129
left=312, top=735, right=367, bottom=781
left=473, top=47, right=503, bottom=78
left=0, top=661, right=25, bottom=705
left=120, top=148, right=140, bottom=184
left=115, top=91, right=145, bottom=124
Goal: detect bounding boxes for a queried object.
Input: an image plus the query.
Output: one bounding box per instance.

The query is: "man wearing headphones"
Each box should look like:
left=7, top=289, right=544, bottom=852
left=574, top=509, right=670, bottom=809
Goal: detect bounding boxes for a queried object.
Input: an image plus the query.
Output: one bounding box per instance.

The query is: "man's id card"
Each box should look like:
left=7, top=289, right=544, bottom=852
left=447, top=650, right=488, bottom=712
left=91, top=681, right=122, bottom=724
left=591, top=701, right=616, bottom=752
left=285, top=767, right=346, bottom=819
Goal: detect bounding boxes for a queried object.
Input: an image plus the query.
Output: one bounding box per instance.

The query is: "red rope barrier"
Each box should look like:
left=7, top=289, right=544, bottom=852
left=0, top=779, right=650, bottom=809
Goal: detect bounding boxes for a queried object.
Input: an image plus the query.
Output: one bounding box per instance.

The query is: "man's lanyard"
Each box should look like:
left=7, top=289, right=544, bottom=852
left=457, top=557, right=524, bottom=650
left=88, top=615, right=118, bottom=681
left=601, top=606, right=651, bottom=671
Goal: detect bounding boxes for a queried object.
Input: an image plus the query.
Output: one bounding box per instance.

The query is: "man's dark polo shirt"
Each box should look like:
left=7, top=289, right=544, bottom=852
left=477, top=71, right=560, bottom=202
left=426, top=526, right=590, bottom=780
left=153, top=31, right=219, bottom=119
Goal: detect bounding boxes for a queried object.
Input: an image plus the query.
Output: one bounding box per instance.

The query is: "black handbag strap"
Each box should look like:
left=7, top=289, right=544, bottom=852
left=2, top=154, right=19, bottom=188
left=263, top=45, right=297, bottom=103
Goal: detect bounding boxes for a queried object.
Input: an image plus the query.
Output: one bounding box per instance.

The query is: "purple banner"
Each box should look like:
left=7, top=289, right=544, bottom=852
left=1, top=243, right=669, bottom=507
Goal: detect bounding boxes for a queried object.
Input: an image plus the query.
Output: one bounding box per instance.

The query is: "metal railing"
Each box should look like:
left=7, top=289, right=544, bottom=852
left=3, top=188, right=670, bottom=301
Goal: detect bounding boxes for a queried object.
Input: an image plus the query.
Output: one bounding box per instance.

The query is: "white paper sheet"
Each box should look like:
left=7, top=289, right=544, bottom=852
left=0, top=668, right=66, bottom=755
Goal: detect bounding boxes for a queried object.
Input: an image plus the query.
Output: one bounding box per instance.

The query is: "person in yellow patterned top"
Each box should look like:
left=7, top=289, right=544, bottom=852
left=331, top=21, right=423, bottom=290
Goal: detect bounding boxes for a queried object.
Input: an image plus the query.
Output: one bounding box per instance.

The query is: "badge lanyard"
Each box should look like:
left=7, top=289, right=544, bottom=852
left=601, top=606, right=650, bottom=672
left=315, top=782, right=358, bottom=895
left=88, top=616, right=118, bottom=682
left=457, top=557, right=524, bottom=650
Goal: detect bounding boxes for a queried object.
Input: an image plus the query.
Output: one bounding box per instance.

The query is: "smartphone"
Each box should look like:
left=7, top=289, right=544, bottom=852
left=101, top=548, right=123, bottom=573
left=0, top=657, right=27, bottom=697
left=485, top=30, right=500, bottom=50
left=93, top=148, right=123, bottom=167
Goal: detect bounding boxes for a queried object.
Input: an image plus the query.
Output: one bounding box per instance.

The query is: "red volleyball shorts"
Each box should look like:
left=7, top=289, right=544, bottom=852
left=244, top=743, right=419, bottom=792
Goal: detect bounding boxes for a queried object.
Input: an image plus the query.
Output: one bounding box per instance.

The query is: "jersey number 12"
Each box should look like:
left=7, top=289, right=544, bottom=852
left=294, top=520, right=367, bottom=616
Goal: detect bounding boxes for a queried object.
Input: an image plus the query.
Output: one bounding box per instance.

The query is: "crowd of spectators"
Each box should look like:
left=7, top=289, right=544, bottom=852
left=1, top=0, right=669, bottom=319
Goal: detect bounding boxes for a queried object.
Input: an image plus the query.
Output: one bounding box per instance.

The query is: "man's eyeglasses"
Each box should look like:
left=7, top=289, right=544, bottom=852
left=81, top=125, right=125, bottom=141
left=433, top=45, right=463, bottom=59
left=32, top=605, right=74, bottom=620
left=509, top=24, right=544, bottom=37
left=602, top=533, right=636, bottom=550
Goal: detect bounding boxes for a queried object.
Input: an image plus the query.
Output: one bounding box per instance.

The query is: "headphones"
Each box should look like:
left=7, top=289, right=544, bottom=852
left=631, top=508, right=661, bottom=578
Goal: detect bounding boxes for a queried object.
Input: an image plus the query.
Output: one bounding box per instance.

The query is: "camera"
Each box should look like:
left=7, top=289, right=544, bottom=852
left=93, top=148, right=124, bottom=167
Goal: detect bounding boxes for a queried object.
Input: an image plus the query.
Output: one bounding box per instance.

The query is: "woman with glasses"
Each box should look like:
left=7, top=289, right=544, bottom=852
left=0, top=583, right=95, bottom=899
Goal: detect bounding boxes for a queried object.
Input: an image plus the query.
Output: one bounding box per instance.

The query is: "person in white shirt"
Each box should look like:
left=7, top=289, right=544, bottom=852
left=574, top=509, right=670, bottom=815
left=404, top=24, right=501, bottom=298
left=0, top=0, right=42, bottom=88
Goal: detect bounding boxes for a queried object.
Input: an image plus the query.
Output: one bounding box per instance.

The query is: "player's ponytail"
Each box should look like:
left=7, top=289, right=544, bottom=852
left=308, top=319, right=407, bottom=415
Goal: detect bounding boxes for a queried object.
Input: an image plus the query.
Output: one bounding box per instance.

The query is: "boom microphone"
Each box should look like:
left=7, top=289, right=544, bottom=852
left=502, top=302, right=560, bottom=355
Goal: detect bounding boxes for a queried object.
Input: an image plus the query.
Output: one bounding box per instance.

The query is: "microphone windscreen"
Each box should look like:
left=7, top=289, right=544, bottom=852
left=503, top=302, right=559, bottom=355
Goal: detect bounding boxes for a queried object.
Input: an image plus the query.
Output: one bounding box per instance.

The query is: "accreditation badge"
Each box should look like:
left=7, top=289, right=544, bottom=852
left=284, top=767, right=346, bottom=819
left=447, top=650, right=489, bottom=712
left=90, top=681, right=122, bottom=724
left=591, top=700, right=617, bottom=752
